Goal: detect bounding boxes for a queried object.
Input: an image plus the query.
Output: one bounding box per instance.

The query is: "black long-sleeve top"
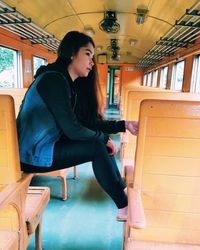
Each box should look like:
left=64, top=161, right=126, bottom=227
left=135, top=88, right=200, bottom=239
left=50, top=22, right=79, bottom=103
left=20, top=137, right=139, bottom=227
left=35, top=59, right=126, bottom=143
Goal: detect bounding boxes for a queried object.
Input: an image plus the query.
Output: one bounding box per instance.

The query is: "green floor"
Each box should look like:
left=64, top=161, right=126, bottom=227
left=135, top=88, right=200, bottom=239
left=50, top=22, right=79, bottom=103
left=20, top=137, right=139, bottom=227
left=27, top=110, right=124, bottom=250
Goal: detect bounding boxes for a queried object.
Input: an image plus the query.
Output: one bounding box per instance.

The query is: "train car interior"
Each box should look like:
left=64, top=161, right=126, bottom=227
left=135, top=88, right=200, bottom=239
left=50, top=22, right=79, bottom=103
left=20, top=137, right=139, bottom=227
left=1, top=0, right=200, bottom=249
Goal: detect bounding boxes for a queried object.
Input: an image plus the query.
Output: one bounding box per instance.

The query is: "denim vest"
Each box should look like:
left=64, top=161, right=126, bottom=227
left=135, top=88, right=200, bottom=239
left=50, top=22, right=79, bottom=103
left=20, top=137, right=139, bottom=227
left=17, top=71, right=64, bottom=167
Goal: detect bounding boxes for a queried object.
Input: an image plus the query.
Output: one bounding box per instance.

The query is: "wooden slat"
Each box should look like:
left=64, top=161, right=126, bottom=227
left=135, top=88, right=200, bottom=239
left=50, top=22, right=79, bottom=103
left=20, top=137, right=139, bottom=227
left=127, top=239, right=200, bottom=250
left=143, top=192, right=200, bottom=213
left=142, top=210, right=200, bottom=230
left=142, top=174, right=200, bottom=195
left=143, top=156, right=200, bottom=176
left=131, top=227, right=200, bottom=244
left=146, top=117, right=200, bottom=138
left=144, top=137, right=200, bottom=158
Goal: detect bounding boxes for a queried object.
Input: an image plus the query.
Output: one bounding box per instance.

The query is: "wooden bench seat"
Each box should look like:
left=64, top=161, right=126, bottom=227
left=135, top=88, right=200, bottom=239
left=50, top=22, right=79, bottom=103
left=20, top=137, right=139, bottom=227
left=120, top=87, right=200, bottom=179
left=123, top=99, right=200, bottom=250
left=0, top=95, right=50, bottom=250
left=25, top=187, right=50, bottom=237
left=0, top=88, right=77, bottom=201
left=25, top=186, right=50, bottom=250
left=0, top=175, right=50, bottom=250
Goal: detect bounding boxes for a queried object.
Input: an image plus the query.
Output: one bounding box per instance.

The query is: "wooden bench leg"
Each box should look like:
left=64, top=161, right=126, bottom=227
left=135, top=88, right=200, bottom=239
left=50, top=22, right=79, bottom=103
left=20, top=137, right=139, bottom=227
left=73, top=166, right=77, bottom=179
left=60, top=176, right=67, bottom=201
left=35, top=222, right=42, bottom=250
left=122, top=222, right=130, bottom=250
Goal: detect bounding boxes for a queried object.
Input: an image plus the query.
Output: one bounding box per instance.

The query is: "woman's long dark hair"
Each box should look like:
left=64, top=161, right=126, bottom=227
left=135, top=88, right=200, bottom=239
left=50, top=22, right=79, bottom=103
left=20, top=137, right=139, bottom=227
left=57, top=31, right=104, bottom=128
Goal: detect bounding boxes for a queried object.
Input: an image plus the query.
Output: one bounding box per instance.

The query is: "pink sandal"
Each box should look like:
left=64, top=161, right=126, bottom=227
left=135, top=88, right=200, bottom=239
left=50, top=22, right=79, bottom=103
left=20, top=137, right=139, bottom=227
left=117, top=206, right=128, bottom=221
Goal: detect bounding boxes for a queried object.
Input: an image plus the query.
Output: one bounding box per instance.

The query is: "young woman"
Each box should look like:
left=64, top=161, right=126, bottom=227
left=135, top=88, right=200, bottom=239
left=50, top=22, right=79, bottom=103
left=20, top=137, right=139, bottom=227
left=17, top=31, right=138, bottom=220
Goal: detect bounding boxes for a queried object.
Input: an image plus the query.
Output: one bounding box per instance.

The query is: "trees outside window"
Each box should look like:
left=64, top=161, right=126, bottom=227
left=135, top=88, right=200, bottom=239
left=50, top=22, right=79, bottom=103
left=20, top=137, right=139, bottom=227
left=0, top=46, right=21, bottom=88
left=171, top=60, right=185, bottom=91
left=33, top=56, right=47, bottom=76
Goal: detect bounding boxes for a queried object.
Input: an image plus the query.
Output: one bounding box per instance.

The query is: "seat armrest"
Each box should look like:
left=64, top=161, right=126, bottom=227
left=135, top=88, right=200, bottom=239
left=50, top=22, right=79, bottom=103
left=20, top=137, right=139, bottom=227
left=120, top=133, right=129, bottom=144
left=124, top=164, right=134, bottom=185
left=125, top=165, right=146, bottom=229
left=127, top=187, right=146, bottom=229
left=0, top=174, right=33, bottom=210
left=0, top=183, right=17, bottom=210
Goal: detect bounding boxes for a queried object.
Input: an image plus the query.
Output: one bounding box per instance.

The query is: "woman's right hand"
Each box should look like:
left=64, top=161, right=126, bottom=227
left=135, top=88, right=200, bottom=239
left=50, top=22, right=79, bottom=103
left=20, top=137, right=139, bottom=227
left=125, top=121, right=138, bottom=135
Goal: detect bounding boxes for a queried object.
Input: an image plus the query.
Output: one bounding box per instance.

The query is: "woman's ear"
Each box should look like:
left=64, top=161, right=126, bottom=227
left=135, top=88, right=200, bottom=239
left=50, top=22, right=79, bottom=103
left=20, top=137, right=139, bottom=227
left=71, top=56, right=74, bottom=60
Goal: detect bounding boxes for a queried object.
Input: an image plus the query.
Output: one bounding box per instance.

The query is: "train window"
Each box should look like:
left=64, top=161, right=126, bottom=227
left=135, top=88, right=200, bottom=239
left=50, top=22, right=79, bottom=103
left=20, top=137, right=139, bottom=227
left=160, top=66, right=168, bottom=88
left=147, top=72, right=152, bottom=86
left=152, top=69, right=158, bottom=87
left=33, top=56, right=47, bottom=76
left=0, top=46, right=22, bottom=88
left=143, top=74, right=147, bottom=86
left=191, top=55, right=200, bottom=93
left=171, top=60, right=185, bottom=91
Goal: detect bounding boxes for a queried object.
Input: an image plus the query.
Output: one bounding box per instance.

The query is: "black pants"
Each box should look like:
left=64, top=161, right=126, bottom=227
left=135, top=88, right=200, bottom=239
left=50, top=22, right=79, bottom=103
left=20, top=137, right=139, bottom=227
left=21, top=137, right=127, bottom=208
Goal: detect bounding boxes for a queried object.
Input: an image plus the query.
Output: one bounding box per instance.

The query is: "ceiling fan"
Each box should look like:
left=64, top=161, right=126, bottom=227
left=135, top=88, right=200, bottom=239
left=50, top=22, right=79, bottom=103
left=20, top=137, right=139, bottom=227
left=99, top=11, right=120, bottom=33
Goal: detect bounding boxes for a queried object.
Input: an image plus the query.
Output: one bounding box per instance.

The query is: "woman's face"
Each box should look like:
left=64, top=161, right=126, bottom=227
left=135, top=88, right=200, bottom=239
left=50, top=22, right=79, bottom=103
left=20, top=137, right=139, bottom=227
left=68, top=42, right=95, bottom=81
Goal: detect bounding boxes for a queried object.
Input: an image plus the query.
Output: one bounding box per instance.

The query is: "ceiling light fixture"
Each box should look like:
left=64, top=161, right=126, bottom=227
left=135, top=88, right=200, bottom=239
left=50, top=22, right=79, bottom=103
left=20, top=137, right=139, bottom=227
left=136, top=7, right=148, bottom=25
left=96, top=46, right=103, bottom=52
left=129, top=39, right=137, bottom=47
left=85, top=27, right=95, bottom=37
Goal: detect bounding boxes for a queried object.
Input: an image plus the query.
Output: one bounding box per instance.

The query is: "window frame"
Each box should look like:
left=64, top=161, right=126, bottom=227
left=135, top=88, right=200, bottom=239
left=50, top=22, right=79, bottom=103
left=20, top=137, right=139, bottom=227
left=171, top=60, right=185, bottom=91
left=160, top=66, right=168, bottom=89
left=152, top=69, right=158, bottom=87
left=147, top=72, right=152, bottom=86
left=190, top=54, right=200, bottom=93
left=143, top=74, right=147, bottom=86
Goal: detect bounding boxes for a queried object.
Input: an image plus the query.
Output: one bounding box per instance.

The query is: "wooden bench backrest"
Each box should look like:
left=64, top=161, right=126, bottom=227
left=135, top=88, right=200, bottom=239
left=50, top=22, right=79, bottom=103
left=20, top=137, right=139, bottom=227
left=121, top=86, right=162, bottom=119
left=0, top=94, right=50, bottom=249
left=124, top=89, right=200, bottom=158
left=0, top=95, right=21, bottom=184
left=126, top=90, right=200, bottom=121
left=0, top=89, right=27, bottom=116
left=132, top=99, right=200, bottom=244
left=0, top=94, right=33, bottom=249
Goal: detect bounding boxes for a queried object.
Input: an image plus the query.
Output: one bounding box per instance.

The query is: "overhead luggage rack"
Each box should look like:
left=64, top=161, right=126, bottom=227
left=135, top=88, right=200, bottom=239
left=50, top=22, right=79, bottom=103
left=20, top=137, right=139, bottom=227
left=136, top=1, right=200, bottom=69
left=0, top=1, right=60, bottom=52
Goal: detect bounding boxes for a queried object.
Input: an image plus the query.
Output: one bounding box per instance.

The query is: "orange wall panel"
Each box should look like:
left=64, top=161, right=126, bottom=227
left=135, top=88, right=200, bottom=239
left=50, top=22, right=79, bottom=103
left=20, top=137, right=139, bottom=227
left=121, top=65, right=143, bottom=87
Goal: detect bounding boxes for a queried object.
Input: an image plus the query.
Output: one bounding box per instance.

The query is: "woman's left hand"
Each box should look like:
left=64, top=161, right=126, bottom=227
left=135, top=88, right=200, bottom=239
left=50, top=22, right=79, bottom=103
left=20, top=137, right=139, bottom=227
left=126, top=121, right=138, bottom=135
left=106, top=138, right=118, bottom=156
